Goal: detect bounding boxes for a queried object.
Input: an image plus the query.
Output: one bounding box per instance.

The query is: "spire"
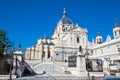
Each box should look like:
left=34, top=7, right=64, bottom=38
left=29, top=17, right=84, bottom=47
left=114, top=18, right=119, bottom=27
left=62, top=8, right=67, bottom=18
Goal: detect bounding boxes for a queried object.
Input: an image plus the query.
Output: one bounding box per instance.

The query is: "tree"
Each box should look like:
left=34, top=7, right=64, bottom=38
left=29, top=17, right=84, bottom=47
left=0, top=30, right=11, bottom=57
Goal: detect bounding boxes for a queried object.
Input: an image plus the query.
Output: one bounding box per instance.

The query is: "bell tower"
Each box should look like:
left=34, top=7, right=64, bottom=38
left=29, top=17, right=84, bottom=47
left=96, top=31, right=103, bottom=44
left=113, top=18, right=120, bottom=39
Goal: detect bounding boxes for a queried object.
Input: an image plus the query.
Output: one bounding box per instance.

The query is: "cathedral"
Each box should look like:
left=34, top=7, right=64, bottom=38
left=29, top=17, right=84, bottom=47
left=25, top=8, right=120, bottom=73
left=25, top=8, right=89, bottom=62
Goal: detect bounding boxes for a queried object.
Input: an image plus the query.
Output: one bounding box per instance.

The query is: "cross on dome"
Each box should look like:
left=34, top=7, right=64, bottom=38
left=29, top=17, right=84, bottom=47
left=62, top=8, right=67, bottom=18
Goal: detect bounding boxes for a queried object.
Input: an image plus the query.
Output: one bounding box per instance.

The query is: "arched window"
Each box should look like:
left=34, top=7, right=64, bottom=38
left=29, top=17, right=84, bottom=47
left=48, top=51, right=50, bottom=58
left=66, top=27, right=67, bottom=31
left=115, top=31, right=117, bottom=36
left=77, top=37, right=79, bottom=43
left=99, top=39, right=101, bottom=42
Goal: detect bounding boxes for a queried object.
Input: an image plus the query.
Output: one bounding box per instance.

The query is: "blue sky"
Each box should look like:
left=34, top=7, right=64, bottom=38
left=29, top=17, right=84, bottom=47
left=0, top=0, right=120, bottom=50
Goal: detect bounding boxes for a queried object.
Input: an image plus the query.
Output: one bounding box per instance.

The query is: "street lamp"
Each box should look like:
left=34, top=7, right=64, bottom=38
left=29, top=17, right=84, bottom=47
left=9, top=42, right=14, bottom=80
left=85, top=50, right=90, bottom=80
left=3, top=46, right=7, bottom=74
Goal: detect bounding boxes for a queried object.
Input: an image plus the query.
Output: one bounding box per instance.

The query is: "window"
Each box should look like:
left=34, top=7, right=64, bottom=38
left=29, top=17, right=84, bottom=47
left=99, top=39, right=101, bottom=42
left=77, top=37, right=79, bottom=43
left=48, top=51, right=50, bottom=58
left=66, top=27, right=67, bottom=31
left=115, top=31, right=117, bottom=36
left=119, top=30, right=120, bottom=35
left=58, top=34, right=59, bottom=37
left=101, top=49, right=103, bottom=54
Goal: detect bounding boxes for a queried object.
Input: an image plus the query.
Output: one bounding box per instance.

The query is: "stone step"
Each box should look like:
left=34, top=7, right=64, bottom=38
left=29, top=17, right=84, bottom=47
left=0, top=75, right=16, bottom=79
left=33, top=63, right=65, bottom=74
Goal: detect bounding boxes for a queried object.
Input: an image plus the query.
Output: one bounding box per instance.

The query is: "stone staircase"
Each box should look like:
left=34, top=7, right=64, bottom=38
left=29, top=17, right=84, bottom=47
left=32, top=62, right=65, bottom=74
left=0, top=75, right=16, bottom=80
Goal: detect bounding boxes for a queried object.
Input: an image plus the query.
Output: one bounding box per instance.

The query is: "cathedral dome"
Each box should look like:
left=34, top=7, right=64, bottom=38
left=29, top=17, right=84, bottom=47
left=59, top=17, right=73, bottom=24
left=58, top=8, right=73, bottom=25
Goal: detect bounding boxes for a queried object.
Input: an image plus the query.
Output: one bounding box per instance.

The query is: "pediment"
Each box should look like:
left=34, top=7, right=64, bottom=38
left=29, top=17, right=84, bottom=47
left=70, top=27, right=87, bottom=33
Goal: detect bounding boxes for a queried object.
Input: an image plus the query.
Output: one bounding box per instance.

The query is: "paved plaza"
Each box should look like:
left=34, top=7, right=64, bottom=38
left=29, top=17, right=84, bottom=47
left=15, top=75, right=104, bottom=80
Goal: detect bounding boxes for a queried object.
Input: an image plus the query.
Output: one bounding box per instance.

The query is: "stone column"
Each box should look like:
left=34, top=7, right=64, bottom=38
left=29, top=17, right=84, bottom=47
left=45, top=46, right=48, bottom=61
left=39, top=46, right=42, bottom=62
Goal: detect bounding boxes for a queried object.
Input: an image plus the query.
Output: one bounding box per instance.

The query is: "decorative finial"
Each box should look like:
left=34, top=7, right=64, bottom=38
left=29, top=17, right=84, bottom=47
left=114, top=17, right=119, bottom=27
left=62, top=8, right=67, bottom=18
left=97, top=29, right=101, bottom=36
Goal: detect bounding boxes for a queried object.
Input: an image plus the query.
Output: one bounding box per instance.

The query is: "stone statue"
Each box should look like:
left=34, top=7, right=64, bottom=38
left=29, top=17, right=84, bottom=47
left=18, top=44, right=21, bottom=51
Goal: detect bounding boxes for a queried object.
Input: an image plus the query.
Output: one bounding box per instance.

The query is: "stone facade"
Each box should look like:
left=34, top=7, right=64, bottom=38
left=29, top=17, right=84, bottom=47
left=25, top=8, right=89, bottom=62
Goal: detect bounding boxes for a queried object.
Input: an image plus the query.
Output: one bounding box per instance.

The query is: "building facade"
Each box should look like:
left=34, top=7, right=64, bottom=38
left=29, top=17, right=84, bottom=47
left=25, top=8, right=120, bottom=73
left=25, top=8, right=89, bottom=62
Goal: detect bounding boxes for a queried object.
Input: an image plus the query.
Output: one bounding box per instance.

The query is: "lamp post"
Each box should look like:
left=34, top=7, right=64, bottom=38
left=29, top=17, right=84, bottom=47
left=85, top=49, right=90, bottom=80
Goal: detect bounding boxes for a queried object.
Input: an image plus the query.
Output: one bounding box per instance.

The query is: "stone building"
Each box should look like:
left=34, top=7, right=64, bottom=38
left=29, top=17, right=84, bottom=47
left=25, top=8, right=89, bottom=62
left=25, top=8, right=120, bottom=74
left=25, top=38, right=55, bottom=62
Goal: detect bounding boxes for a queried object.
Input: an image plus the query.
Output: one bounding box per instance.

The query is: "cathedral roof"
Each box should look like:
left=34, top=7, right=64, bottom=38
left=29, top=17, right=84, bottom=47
left=58, top=8, right=73, bottom=25
left=59, top=17, right=73, bottom=24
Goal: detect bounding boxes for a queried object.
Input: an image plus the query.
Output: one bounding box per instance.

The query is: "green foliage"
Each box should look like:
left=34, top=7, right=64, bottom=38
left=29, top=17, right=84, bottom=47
left=0, top=30, right=11, bottom=57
